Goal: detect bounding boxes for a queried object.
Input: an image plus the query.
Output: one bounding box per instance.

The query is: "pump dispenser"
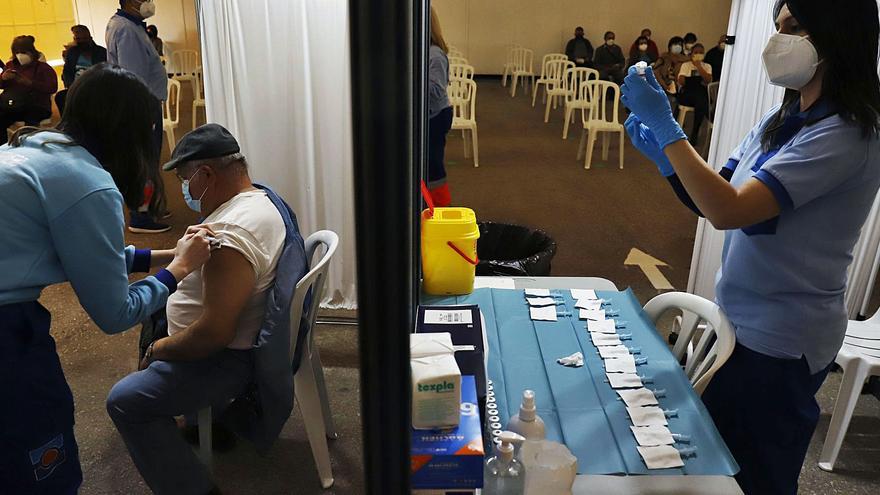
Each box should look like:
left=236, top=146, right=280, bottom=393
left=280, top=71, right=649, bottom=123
left=506, top=390, right=546, bottom=440
left=483, top=431, right=525, bottom=495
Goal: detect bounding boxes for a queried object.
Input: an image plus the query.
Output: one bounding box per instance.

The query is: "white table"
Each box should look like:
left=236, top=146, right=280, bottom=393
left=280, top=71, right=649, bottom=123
left=474, top=276, right=744, bottom=495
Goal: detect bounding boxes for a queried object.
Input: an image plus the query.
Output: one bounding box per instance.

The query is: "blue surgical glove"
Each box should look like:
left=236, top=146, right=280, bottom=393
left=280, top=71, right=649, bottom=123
left=620, top=66, right=687, bottom=149
left=625, top=114, right=675, bottom=177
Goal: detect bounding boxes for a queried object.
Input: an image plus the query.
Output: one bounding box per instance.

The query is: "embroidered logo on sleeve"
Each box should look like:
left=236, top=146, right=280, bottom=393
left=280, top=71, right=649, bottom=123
left=29, top=434, right=67, bottom=481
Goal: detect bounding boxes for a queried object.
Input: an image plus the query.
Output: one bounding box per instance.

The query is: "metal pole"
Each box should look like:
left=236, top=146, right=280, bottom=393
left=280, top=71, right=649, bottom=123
left=349, top=0, right=416, bottom=490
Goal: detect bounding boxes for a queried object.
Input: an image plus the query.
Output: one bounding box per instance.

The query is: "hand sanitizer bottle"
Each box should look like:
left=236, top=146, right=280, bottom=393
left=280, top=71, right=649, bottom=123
left=484, top=431, right=525, bottom=495
left=506, top=390, right=546, bottom=440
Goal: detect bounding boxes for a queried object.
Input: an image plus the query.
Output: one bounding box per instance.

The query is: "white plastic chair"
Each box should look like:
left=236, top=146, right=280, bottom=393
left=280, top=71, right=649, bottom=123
left=501, top=44, right=522, bottom=87
left=449, top=63, right=475, bottom=81
left=541, top=60, right=574, bottom=122
left=448, top=56, right=467, bottom=67
left=510, top=48, right=535, bottom=97
left=449, top=78, right=479, bottom=167
left=818, top=313, right=880, bottom=472
left=562, top=67, right=599, bottom=139
left=192, top=66, right=206, bottom=129
left=702, top=81, right=720, bottom=156
left=642, top=291, right=736, bottom=395
left=163, top=78, right=181, bottom=153
left=677, top=105, right=694, bottom=132
left=576, top=81, right=625, bottom=170
left=448, top=45, right=463, bottom=59
left=532, top=53, right=568, bottom=107
left=198, top=230, right=340, bottom=488
left=171, top=49, right=201, bottom=97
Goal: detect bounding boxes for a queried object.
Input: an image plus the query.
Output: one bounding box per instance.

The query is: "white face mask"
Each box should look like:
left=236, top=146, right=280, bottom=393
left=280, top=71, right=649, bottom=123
left=606, top=39, right=615, bottom=46
left=671, top=45, right=683, bottom=55
left=15, top=53, right=32, bottom=65
left=762, top=33, right=820, bottom=90
left=139, top=0, right=156, bottom=18
left=719, top=42, right=727, bottom=51
left=639, top=44, right=648, bottom=52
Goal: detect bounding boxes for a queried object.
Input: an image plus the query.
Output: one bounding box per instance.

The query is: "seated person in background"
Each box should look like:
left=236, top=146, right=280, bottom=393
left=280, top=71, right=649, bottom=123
left=107, top=124, right=307, bottom=495
left=627, top=35, right=656, bottom=69
left=704, top=34, right=726, bottom=82
left=653, top=36, right=689, bottom=95
left=565, top=26, right=594, bottom=68
left=57, top=25, right=107, bottom=114
left=593, top=31, right=625, bottom=84
left=682, top=32, right=698, bottom=57
left=676, top=43, right=712, bottom=145
left=0, top=36, right=57, bottom=145
left=629, top=28, right=659, bottom=60
left=147, top=24, right=163, bottom=56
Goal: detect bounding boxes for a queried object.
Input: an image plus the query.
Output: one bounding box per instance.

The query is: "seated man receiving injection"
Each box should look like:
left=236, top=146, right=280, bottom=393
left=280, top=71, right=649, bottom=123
left=107, top=124, right=309, bottom=495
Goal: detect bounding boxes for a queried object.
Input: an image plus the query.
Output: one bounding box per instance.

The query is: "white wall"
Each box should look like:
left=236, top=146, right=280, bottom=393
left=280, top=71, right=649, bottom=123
left=433, top=0, right=733, bottom=74
left=74, top=0, right=199, bottom=54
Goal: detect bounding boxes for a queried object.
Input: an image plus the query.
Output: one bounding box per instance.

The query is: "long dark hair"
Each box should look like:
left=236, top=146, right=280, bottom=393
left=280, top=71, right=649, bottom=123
left=762, top=0, right=880, bottom=150
left=11, top=64, right=159, bottom=212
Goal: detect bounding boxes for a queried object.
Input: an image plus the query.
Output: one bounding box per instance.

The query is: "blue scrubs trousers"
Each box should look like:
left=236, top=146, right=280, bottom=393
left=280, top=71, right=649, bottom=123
left=701, top=343, right=831, bottom=495
left=0, top=302, right=83, bottom=494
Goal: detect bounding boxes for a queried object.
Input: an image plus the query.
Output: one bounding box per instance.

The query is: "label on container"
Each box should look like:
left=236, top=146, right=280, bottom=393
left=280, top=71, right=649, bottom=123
left=424, top=309, right=474, bottom=325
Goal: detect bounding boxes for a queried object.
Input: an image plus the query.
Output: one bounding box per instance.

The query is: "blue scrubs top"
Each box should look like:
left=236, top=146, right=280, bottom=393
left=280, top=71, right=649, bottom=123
left=0, top=132, right=175, bottom=334
left=716, top=101, right=880, bottom=373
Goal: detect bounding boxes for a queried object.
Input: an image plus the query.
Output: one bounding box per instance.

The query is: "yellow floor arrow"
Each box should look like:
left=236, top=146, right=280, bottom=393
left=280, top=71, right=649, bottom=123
left=624, top=248, right=674, bottom=290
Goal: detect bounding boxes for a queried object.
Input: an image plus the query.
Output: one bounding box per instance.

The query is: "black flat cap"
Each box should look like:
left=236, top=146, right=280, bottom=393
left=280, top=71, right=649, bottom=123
left=162, top=123, right=241, bottom=171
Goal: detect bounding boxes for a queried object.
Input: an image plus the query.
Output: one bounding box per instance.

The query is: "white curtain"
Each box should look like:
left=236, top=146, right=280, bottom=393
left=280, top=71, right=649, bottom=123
left=686, top=0, right=785, bottom=299
left=197, top=0, right=357, bottom=308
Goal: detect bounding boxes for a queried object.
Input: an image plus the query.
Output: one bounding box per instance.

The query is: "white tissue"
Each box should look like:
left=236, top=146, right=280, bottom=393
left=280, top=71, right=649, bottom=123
left=626, top=406, right=668, bottom=426
left=557, top=352, right=585, bottom=368
left=530, top=306, right=558, bottom=321
left=590, top=333, right=623, bottom=347
left=575, top=299, right=603, bottom=310
left=605, top=356, right=637, bottom=374
left=598, top=345, right=632, bottom=359
left=525, top=289, right=551, bottom=297
left=606, top=373, right=643, bottom=389
left=636, top=445, right=684, bottom=469
left=527, top=297, right=558, bottom=307
left=630, top=425, right=676, bottom=446
left=588, top=319, right=617, bottom=334
left=617, top=388, right=659, bottom=408
left=579, top=309, right=606, bottom=321
left=571, top=289, right=598, bottom=300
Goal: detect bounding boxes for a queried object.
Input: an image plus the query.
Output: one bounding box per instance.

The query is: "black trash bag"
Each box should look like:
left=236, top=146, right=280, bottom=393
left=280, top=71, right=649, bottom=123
left=476, top=222, right=558, bottom=276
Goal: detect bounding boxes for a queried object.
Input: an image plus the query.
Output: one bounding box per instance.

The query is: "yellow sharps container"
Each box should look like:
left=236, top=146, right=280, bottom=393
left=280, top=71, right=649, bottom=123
left=422, top=207, right=480, bottom=295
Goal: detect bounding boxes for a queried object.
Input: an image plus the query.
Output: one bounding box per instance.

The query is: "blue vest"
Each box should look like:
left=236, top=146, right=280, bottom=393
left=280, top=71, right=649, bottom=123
left=222, top=184, right=310, bottom=453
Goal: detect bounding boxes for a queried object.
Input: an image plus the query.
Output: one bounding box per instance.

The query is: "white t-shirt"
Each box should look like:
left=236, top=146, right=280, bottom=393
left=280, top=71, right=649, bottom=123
left=166, top=189, right=286, bottom=350
left=678, top=61, right=712, bottom=79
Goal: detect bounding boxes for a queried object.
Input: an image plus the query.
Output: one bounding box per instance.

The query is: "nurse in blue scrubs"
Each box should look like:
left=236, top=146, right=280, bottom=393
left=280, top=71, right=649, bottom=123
left=0, top=64, right=212, bottom=493
left=621, top=1, right=880, bottom=493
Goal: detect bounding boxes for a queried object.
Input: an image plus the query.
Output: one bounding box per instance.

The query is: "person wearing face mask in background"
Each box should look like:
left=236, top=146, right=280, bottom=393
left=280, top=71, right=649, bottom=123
left=705, top=34, right=727, bottom=82
left=622, top=1, right=880, bottom=493
left=652, top=36, right=689, bottom=106
left=0, top=36, right=57, bottom=145
left=676, top=43, right=712, bottom=144
left=593, top=31, right=625, bottom=84
left=629, top=28, right=659, bottom=61
left=146, top=24, right=163, bottom=56
left=107, top=0, right=170, bottom=234
left=57, top=25, right=107, bottom=115
left=682, top=32, right=698, bottom=56
left=108, top=124, right=308, bottom=495
left=565, top=26, right=595, bottom=68
left=628, top=35, right=656, bottom=70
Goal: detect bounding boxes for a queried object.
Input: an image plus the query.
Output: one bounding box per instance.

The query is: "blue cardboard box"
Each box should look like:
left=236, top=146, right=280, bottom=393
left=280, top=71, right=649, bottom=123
left=411, top=375, right=484, bottom=489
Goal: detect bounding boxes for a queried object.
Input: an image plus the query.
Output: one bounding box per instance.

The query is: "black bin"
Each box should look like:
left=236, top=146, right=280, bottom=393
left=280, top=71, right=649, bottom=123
left=476, top=222, right=557, bottom=276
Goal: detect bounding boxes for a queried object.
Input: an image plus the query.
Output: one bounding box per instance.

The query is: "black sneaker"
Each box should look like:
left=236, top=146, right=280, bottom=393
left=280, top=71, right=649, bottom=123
left=129, top=213, right=171, bottom=234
